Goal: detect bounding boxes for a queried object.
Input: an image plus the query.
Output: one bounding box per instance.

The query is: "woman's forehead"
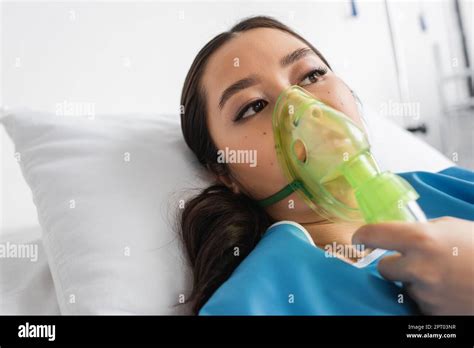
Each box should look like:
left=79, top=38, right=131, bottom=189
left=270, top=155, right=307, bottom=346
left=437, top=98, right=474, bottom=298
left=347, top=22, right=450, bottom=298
left=206, top=28, right=309, bottom=73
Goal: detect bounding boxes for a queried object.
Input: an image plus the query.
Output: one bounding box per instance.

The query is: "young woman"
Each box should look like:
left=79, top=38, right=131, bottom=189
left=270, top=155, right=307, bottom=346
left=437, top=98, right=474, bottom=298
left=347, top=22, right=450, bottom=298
left=179, top=16, right=474, bottom=315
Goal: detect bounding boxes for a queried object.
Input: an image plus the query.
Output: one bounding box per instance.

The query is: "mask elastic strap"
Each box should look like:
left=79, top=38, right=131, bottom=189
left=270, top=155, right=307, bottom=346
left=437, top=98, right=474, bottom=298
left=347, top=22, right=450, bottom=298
left=258, top=180, right=306, bottom=207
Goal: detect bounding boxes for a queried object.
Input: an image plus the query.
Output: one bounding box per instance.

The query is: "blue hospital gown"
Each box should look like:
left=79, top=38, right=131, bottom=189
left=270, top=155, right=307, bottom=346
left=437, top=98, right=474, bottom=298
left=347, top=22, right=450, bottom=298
left=199, top=166, right=474, bottom=315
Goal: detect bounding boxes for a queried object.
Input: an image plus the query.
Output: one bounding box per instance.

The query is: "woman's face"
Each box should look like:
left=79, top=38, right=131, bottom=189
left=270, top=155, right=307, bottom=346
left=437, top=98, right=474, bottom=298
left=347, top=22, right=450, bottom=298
left=201, top=28, right=362, bottom=222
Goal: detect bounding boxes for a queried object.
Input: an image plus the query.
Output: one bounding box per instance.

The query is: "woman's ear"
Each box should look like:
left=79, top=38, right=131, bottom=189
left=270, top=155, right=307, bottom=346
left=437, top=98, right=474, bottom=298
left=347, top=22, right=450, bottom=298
left=206, top=163, right=241, bottom=194
left=206, top=163, right=240, bottom=194
left=217, top=174, right=241, bottom=194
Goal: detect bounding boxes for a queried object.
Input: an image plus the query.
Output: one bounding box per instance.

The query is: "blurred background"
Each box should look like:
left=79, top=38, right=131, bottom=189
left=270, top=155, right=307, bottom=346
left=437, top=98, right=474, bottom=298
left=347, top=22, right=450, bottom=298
left=1, top=0, right=473, bottom=229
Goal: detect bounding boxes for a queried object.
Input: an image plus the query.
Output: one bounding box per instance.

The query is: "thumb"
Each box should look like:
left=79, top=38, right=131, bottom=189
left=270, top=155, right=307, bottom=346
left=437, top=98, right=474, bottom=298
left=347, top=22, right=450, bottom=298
left=352, top=222, right=420, bottom=253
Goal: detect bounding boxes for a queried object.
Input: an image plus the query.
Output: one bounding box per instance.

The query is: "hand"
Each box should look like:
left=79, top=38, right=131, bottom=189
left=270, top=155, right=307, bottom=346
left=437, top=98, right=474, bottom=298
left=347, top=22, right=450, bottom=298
left=352, top=217, right=474, bottom=315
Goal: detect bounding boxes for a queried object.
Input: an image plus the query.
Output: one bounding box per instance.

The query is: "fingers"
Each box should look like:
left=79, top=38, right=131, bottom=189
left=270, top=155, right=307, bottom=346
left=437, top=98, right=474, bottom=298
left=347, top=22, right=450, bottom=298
left=377, top=253, right=414, bottom=283
left=352, top=221, right=428, bottom=253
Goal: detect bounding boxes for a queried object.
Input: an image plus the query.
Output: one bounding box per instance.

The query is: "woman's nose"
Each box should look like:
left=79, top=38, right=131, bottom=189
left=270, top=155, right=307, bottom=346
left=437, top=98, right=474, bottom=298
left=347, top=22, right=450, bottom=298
left=266, top=80, right=294, bottom=105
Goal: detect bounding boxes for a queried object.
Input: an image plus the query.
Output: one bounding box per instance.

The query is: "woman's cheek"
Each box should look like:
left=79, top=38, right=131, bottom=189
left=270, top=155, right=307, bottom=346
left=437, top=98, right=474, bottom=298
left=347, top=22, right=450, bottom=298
left=307, top=80, right=362, bottom=129
left=231, top=135, right=287, bottom=200
left=329, top=78, right=363, bottom=127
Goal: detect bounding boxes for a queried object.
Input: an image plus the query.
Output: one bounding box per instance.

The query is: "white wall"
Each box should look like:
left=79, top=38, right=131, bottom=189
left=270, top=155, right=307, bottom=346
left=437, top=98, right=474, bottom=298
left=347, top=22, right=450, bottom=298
left=386, top=0, right=468, bottom=148
left=1, top=1, right=401, bottom=115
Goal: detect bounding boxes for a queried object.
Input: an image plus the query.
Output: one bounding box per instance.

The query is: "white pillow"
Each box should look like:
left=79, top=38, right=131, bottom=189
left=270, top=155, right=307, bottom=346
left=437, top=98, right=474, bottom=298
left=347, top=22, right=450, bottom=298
left=0, top=106, right=452, bottom=315
left=362, top=108, right=453, bottom=173
left=0, top=108, right=211, bottom=314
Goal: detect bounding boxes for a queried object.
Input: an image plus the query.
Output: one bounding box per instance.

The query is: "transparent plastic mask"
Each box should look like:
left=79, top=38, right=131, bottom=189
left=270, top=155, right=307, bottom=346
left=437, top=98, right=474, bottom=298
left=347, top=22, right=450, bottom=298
left=271, top=85, right=374, bottom=221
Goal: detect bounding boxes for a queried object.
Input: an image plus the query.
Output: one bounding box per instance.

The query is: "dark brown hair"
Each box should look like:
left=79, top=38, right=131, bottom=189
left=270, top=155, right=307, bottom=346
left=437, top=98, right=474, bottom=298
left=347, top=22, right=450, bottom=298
left=180, top=15, right=331, bottom=315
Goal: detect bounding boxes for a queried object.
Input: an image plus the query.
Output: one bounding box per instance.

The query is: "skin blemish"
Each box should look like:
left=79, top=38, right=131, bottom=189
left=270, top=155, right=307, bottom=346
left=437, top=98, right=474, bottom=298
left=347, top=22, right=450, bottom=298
left=263, top=132, right=267, bottom=135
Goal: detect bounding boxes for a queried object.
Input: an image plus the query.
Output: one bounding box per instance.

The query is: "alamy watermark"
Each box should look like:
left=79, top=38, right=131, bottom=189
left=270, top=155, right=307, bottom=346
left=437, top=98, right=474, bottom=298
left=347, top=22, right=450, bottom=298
left=18, top=322, right=55, bottom=341
left=217, top=147, right=257, bottom=168
left=0, top=242, right=38, bottom=262
left=55, top=100, right=96, bottom=119
left=324, top=242, right=365, bottom=259
left=380, top=99, right=420, bottom=121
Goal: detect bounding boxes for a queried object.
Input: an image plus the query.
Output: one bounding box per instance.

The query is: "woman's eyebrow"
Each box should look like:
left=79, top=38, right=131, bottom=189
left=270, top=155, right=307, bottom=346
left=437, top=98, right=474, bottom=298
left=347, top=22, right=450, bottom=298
left=219, top=75, right=259, bottom=110
left=280, top=47, right=314, bottom=67
left=218, top=48, right=314, bottom=110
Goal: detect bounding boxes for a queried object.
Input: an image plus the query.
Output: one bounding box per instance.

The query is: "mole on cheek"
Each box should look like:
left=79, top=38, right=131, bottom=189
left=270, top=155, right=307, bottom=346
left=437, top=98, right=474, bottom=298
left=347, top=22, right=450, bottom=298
left=263, top=132, right=267, bottom=135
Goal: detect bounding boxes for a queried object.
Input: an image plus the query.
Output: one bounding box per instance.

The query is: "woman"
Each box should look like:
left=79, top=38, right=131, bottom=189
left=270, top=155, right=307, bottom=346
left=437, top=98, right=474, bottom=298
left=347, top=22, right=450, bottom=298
left=179, top=16, right=474, bottom=315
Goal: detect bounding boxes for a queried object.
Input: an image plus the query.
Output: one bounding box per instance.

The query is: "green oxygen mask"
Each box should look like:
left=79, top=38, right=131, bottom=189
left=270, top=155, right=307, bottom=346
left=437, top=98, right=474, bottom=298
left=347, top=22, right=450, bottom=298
left=258, top=85, right=426, bottom=224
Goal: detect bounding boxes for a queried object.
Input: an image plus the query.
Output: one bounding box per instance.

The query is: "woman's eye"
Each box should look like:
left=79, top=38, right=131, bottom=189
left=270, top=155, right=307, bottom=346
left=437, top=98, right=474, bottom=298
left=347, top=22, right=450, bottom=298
left=235, top=99, right=268, bottom=122
left=299, top=67, right=328, bottom=87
